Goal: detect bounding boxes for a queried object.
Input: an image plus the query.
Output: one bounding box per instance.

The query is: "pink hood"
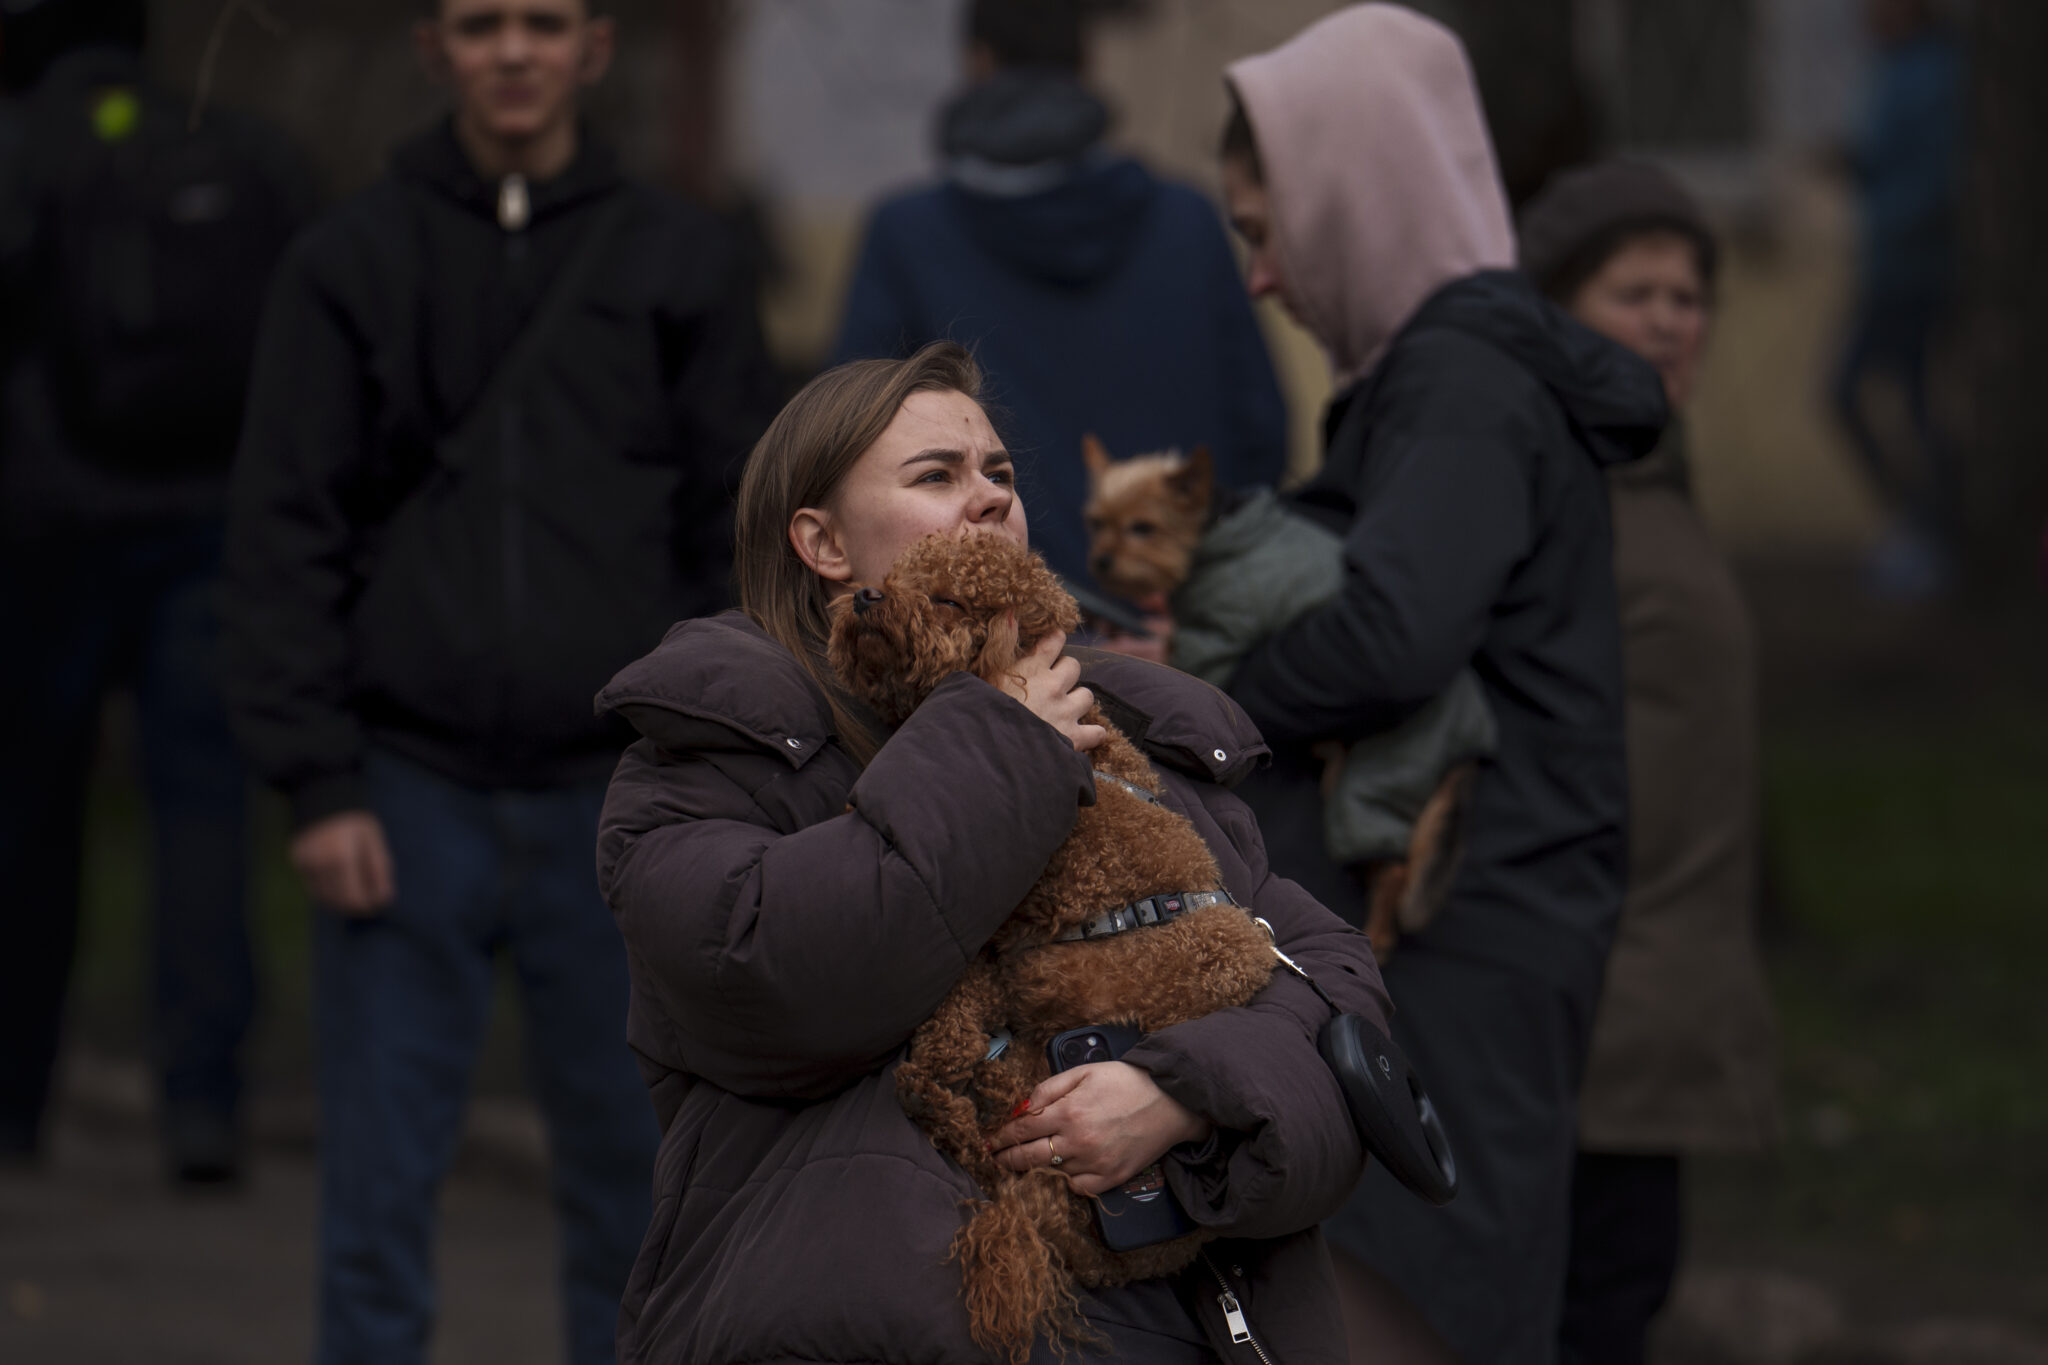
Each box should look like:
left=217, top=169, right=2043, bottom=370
left=1227, top=4, right=1515, bottom=384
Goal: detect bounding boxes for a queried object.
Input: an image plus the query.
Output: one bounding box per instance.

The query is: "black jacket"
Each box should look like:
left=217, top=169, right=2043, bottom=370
left=222, top=124, right=778, bottom=825
left=1228, top=270, right=1666, bottom=1004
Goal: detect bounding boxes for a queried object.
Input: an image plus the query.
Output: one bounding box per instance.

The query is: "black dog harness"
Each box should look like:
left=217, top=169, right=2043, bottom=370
left=1058, top=770, right=1235, bottom=942
left=1053, top=889, right=1237, bottom=943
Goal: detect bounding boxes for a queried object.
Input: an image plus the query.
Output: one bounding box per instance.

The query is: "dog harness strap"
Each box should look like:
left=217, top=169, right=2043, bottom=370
left=1092, top=769, right=1160, bottom=804
left=1052, top=889, right=1236, bottom=943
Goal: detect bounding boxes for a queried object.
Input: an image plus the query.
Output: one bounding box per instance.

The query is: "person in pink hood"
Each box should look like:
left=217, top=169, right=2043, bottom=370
left=1214, top=7, right=1669, bottom=1363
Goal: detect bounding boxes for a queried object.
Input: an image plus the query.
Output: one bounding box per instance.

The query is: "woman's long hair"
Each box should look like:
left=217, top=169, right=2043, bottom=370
left=733, top=340, right=984, bottom=764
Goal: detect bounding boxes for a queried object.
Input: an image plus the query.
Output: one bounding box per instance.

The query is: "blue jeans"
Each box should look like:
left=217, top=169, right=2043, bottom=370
left=0, top=518, right=252, bottom=1149
left=315, top=749, right=655, bottom=1365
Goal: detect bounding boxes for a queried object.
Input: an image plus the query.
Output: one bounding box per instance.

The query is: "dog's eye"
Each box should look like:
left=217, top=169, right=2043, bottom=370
left=1128, top=521, right=1157, bottom=538
left=930, top=596, right=965, bottom=612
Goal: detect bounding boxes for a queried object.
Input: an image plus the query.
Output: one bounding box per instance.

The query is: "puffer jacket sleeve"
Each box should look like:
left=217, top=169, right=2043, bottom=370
left=600, top=670, right=1096, bottom=1101
left=1120, top=781, right=1390, bottom=1240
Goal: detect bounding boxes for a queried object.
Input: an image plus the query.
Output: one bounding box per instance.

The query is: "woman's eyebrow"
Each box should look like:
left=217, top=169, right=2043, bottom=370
left=902, top=447, right=1013, bottom=470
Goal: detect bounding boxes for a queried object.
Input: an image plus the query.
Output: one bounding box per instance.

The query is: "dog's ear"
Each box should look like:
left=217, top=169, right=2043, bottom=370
left=1168, top=446, right=1214, bottom=511
left=1081, top=433, right=1112, bottom=486
left=974, top=609, right=1021, bottom=685
left=1008, top=554, right=1081, bottom=647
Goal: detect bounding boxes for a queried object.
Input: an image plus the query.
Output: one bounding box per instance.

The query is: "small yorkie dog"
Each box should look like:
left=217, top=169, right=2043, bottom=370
left=1080, top=434, right=1214, bottom=605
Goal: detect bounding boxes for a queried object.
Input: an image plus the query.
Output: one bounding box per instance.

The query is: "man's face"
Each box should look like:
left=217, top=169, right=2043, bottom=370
left=1221, top=153, right=1301, bottom=325
left=420, top=0, right=613, bottom=146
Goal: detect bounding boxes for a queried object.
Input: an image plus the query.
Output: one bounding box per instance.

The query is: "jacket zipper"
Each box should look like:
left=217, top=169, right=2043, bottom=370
left=498, top=212, right=530, bottom=753
left=1200, top=1250, right=1277, bottom=1365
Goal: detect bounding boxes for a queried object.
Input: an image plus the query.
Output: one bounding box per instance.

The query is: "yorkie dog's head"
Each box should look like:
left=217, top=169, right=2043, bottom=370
left=1080, top=435, right=1214, bottom=603
left=827, top=533, right=1080, bottom=727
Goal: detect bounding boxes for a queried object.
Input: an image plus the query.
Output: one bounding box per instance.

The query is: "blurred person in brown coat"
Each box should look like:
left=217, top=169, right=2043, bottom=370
left=1520, top=160, right=1780, bottom=1365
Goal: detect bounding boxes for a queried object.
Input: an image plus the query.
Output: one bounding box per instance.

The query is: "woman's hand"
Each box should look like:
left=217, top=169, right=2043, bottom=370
left=1091, top=594, right=1174, bottom=666
left=990, top=1061, right=1213, bottom=1196
left=1000, top=630, right=1106, bottom=753
left=1092, top=614, right=1174, bottom=665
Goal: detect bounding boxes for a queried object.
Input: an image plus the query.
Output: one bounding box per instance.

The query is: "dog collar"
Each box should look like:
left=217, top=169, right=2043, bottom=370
left=1053, top=889, right=1236, bottom=943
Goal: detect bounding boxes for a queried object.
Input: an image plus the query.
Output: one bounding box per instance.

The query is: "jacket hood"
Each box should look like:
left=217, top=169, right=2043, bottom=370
left=938, top=71, right=1156, bottom=286
left=1405, top=270, right=1668, bottom=467
left=391, top=118, right=621, bottom=226
left=1227, top=4, right=1515, bottom=384
left=595, top=613, right=836, bottom=769
left=940, top=68, right=1107, bottom=170
left=1608, top=415, right=1693, bottom=495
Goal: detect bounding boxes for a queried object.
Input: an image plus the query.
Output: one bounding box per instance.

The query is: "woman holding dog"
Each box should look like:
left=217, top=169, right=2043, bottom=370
left=593, top=340, right=1391, bottom=1363
left=1215, top=6, right=1668, bottom=1363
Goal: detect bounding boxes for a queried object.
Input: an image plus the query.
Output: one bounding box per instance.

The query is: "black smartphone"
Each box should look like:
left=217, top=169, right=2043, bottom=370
left=1044, top=1025, right=1195, bottom=1251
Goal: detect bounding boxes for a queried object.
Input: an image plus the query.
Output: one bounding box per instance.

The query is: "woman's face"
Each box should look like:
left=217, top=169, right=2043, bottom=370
left=791, top=388, right=1027, bottom=590
left=1222, top=153, right=1303, bottom=326
left=1568, top=230, right=1709, bottom=408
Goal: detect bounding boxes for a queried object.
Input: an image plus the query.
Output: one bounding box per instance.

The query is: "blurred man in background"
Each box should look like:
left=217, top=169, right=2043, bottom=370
left=833, top=0, right=1287, bottom=585
left=1834, top=0, right=1963, bottom=599
left=219, top=0, right=776, bottom=1360
left=0, top=0, right=311, bottom=1182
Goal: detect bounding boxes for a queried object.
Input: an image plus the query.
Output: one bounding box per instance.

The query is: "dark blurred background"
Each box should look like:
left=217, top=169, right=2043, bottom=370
left=3, top=1, right=2045, bottom=1362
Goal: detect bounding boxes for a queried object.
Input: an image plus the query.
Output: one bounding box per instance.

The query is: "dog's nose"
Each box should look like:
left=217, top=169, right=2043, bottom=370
left=853, top=587, right=885, bottom=616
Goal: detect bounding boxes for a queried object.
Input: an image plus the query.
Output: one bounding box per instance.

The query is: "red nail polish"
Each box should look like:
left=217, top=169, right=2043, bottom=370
left=1011, top=1099, right=1032, bottom=1118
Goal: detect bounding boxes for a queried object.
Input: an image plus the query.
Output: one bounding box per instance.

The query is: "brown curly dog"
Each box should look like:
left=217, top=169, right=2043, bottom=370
left=828, top=532, right=1277, bottom=1363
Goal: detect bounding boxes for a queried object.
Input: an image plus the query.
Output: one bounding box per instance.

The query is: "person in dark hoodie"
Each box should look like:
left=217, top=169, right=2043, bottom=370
left=219, top=1, right=777, bottom=1361
left=1216, top=7, right=1667, bottom=1362
left=0, top=0, right=311, bottom=1180
left=831, top=0, right=1287, bottom=585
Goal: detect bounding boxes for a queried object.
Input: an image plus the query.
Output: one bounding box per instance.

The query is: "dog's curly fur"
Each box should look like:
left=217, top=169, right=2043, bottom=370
left=828, top=533, right=1277, bottom=1363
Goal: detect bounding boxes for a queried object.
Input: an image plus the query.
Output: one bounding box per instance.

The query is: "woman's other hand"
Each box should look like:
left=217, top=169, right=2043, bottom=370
left=1091, top=609, right=1175, bottom=665
left=990, top=1060, right=1213, bottom=1196
left=1090, top=593, right=1174, bottom=665
left=1000, top=630, right=1106, bottom=752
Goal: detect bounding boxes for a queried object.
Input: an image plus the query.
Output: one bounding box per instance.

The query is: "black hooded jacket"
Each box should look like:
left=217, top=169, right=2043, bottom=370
left=221, top=123, right=778, bottom=825
left=1227, top=270, right=1667, bottom=1004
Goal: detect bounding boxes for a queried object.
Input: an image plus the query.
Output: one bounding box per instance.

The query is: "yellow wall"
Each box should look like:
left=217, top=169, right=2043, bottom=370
left=1686, top=179, right=1885, bottom=553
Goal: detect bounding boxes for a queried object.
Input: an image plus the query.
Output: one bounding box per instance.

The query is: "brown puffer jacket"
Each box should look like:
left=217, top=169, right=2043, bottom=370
left=594, top=611, right=1391, bottom=1365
